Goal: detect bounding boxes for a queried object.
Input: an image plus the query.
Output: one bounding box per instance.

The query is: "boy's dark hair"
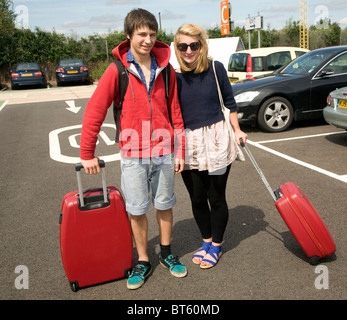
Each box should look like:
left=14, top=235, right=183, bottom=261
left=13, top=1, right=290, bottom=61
left=124, top=8, right=158, bottom=38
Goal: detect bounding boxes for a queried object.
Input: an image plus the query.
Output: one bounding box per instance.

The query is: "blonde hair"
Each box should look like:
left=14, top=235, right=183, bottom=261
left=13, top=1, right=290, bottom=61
left=174, top=24, right=210, bottom=74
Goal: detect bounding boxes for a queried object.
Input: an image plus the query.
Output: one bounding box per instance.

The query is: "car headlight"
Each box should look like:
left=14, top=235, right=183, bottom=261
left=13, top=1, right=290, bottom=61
left=234, top=91, right=260, bottom=103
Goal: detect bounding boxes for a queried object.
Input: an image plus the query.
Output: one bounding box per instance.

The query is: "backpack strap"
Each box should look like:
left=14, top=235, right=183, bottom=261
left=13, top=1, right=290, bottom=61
left=113, top=59, right=128, bottom=143
left=162, top=65, right=173, bottom=128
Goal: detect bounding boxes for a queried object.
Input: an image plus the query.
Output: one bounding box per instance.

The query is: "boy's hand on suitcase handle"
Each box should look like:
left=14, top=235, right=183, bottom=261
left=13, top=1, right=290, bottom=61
left=80, top=157, right=102, bottom=175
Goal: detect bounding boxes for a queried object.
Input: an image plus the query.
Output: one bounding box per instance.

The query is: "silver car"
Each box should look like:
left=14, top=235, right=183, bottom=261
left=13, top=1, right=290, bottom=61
left=323, top=87, right=347, bottom=130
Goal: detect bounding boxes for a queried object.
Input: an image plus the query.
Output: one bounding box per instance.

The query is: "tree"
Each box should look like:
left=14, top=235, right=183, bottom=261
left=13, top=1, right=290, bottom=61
left=341, top=28, right=347, bottom=45
left=260, top=28, right=280, bottom=47
left=0, top=0, right=16, bottom=69
left=207, top=26, right=223, bottom=39
left=325, top=22, right=341, bottom=46
left=310, top=20, right=342, bottom=49
left=281, top=19, right=301, bottom=47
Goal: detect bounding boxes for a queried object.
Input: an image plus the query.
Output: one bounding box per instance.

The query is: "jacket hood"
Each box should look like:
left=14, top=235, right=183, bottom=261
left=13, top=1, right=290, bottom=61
left=112, top=40, right=171, bottom=68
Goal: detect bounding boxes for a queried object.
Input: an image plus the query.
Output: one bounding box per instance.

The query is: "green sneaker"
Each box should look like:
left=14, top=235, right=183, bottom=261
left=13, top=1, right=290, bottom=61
left=159, top=254, right=187, bottom=278
left=127, top=262, right=152, bottom=290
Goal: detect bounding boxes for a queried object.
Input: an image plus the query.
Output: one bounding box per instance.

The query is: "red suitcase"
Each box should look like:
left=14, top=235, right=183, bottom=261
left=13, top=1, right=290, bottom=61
left=241, top=142, right=336, bottom=265
left=59, top=160, right=133, bottom=291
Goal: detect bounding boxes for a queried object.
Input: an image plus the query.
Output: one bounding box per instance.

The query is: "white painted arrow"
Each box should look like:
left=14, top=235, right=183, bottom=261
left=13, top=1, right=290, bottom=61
left=65, top=100, right=81, bottom=114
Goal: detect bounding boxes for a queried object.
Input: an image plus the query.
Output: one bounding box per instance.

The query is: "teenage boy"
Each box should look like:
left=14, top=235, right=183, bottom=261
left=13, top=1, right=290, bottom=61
left=79, top=9, right=186, bottom=290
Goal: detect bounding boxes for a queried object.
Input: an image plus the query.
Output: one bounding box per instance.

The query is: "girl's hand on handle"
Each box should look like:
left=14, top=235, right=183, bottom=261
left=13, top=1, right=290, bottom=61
left=234, top=129, right=248, bottom=146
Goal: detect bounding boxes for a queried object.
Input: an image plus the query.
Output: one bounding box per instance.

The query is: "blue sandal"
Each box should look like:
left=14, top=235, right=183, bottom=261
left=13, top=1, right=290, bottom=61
left=200, top=244, right=222, bottom=269
left=192, top=241, right=211, bottom=265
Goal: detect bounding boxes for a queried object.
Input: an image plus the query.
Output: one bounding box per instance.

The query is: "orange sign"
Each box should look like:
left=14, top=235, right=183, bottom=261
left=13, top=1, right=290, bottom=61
left=220, top=1, right=230, bottom=35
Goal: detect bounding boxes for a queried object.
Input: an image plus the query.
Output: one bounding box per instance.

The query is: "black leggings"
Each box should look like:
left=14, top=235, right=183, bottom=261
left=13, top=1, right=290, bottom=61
left=181, top=165, right=231, bottom=244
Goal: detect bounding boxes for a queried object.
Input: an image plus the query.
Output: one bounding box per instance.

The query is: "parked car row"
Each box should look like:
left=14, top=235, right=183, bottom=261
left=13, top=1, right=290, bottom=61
left=10, top=59, right=89, bottom=90
left=5, top=46, right=347, bottom=133
left=232, top=45, right=347, bottom=132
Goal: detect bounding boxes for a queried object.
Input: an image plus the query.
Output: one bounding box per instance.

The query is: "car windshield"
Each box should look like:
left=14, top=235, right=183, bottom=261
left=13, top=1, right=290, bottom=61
left=277, top=51, right=332, bottom=75
left=228, top=53, right=248, bottom=72
left=16, top=63, right=40, bottom=70
left=60, top=59, right=83, bottom=67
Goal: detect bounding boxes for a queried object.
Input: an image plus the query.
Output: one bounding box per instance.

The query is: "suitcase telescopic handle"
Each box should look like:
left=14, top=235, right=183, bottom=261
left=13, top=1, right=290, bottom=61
left=240, top=140, right=277, bottom=202
left=75, top=160, right=108, bottom=207
left=75, top=160, right=105, bottom=172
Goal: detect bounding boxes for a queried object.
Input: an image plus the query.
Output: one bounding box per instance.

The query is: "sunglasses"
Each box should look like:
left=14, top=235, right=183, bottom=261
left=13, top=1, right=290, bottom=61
left=177, top=42, right=200, bottom=52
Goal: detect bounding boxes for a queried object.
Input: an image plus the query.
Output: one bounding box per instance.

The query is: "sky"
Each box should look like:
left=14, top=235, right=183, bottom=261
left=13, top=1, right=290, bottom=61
left=11, top=0, right=347, bottom=38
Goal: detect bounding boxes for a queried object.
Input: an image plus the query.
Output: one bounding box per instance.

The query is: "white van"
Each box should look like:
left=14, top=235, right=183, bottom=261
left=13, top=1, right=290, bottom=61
left=228, top=47, right=309, bottom=82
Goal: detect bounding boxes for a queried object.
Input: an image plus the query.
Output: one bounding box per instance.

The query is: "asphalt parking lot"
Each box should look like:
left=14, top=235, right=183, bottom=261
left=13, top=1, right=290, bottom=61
left=0, top=85, right=346, bottom=307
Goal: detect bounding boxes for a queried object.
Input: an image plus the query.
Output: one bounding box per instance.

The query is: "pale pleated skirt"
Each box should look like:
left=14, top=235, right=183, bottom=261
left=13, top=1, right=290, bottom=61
left=184, top=120, right=238, bottom=174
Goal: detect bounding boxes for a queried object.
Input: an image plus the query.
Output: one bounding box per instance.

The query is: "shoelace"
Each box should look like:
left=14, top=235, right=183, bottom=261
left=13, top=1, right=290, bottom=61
left=165, top=255, right=181, bottom=266
left=130, top=265, right=146, bottom=277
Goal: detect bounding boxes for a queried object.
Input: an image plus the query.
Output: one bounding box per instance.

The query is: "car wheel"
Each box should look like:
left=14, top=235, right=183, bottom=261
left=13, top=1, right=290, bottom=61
left=257, top=97, right=294, bottom=132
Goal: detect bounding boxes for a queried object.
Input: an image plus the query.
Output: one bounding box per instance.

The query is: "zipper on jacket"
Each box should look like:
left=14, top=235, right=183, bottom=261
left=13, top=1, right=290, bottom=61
left=128, top=63, right=166, bottom=158
left=148, top=95, right=154, bottom=154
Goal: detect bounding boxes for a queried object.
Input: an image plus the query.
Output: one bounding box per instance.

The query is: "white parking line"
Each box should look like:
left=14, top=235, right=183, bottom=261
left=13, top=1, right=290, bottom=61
left=247, top=138, right=347, bottom=184
left=0, top=100, right=8, bottom=112
left=256, top=131, right=346, bottom=144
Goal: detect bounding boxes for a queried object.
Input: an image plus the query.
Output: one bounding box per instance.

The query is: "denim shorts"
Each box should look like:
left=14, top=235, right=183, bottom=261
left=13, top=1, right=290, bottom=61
left=120, top=154, right=176, bottom=215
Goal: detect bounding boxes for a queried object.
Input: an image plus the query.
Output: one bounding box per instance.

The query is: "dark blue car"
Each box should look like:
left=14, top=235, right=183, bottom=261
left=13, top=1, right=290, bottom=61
left=56, top=59, right=89, bottom=86
left=10, top=62, right=47, bottom=90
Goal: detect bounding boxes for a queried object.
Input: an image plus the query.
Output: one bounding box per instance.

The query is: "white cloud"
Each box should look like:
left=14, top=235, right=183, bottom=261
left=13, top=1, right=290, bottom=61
left=339, top=17, right=347, bottom=26
left=63, top=20, right=90, bottom=28
left=63, top=14, right=123, bottom=30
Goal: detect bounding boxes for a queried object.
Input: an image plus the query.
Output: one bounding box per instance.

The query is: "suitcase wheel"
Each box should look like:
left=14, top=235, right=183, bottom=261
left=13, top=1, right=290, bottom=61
left=70, top=281, right=79, bottom=292
left=309, top=256, right=320, bottom=266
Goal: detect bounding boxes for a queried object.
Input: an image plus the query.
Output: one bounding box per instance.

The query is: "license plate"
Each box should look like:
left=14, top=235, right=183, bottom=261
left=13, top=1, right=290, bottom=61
left=338, top=99, right=347, bottom=109
left=229, top=78, right=238, bottom=83
left=67, top=70, right=78, bottom=74
left=22, top=73, right=33, bottom=76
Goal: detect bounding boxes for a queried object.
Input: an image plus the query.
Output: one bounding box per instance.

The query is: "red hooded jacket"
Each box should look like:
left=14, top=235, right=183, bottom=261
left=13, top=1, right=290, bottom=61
left=80, top=40, right=185, bottom=160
